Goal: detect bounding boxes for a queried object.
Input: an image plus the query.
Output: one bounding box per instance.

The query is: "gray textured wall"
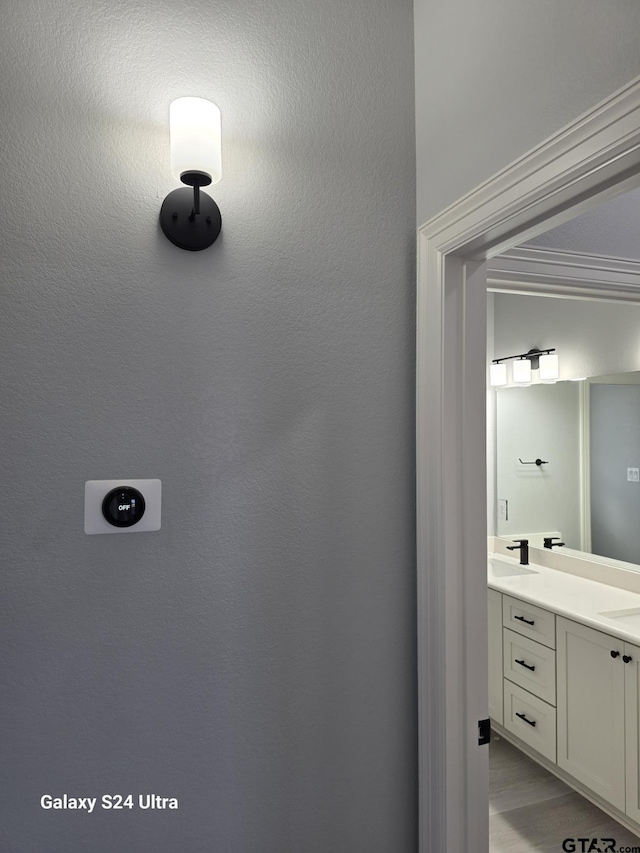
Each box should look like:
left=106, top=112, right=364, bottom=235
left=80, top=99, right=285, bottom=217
left=0, top=2, right=417, bottom=851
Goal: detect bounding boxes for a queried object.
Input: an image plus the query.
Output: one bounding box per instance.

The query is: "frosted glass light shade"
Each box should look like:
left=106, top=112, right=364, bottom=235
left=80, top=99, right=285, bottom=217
left=490, top=363, right=507, bottom=387
left=512, top=358, right=532, bottom=385
left=170, top=97, right=221, bottom=185
left=539, top=352, right=559, bottom=382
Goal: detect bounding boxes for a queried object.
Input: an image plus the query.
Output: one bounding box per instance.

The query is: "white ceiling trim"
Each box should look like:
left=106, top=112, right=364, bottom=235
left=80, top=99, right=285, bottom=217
left=487, top=246, right=640, bottom=301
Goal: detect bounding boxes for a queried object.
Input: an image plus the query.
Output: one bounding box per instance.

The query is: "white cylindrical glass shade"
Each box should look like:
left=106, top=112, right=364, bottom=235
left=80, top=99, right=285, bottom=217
left=490, top=362, right=507, bottom=387
left=512, top=358, right=532, bottom=385
left=539, top=352, right=559, bottom=382
left=170, top=97, right=221, bottom=185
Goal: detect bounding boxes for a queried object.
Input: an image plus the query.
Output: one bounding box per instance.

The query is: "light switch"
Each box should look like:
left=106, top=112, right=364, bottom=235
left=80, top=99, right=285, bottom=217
left=498, top=499, right=508, bottom=521
left=628, top=468, right=639, bottom=483
left=85, top=479, right=161, bottom=534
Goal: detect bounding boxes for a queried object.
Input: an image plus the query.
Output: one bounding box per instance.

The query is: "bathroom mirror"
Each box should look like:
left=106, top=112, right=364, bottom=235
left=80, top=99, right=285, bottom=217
left=495, top=371, right=640, bottom=567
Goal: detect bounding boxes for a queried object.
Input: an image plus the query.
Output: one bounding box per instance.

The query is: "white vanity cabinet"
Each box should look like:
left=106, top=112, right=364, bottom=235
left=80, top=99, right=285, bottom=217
left=556, top=616, right=626, bottom=811
left=489, top=563, right=640, bottom=835
left=487, top=589, right=503, bottom=725
left=556, top=616, right=640, bottom=823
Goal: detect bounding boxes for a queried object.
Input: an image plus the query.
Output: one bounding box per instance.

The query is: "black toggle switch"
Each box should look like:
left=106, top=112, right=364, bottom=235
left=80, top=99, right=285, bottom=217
left=102, top=486, right=146, bottom=528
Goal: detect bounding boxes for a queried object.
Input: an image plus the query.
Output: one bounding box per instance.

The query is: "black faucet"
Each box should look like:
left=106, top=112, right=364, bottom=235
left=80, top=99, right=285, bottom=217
left=543, top=536, right=565, bottom=549
left=506, top=538, right=529, bottom=565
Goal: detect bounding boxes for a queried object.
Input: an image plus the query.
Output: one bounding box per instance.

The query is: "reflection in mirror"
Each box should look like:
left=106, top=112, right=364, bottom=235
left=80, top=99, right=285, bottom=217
left=496, top=372, right=640, bottom=567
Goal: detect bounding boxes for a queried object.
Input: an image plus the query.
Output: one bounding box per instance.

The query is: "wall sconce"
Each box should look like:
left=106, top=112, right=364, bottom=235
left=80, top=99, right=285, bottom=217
left=490, top=348, right=559, bottom=387
left=160, top=97, right=222, bottom=251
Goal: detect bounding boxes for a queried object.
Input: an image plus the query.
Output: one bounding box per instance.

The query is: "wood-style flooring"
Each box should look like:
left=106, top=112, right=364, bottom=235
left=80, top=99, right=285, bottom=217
left=490, top=735, right=640, bottom=852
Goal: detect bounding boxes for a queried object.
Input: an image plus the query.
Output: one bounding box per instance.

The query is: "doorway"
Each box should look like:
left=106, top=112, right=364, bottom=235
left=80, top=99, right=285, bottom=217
left=487, top=282, right=640, bottom=849
left=416, top=74, right=640, bottom=853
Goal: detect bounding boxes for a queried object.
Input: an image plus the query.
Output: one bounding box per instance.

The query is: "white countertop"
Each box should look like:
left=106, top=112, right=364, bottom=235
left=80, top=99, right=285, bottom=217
left=489, top=553, right=640, bottom=645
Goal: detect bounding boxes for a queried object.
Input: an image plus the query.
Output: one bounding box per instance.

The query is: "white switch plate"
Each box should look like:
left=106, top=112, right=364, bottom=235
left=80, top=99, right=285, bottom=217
left=84, top=479, right=162, bottom=534
left=498, top=498, right=508, bottom=521
left=628, top=468, right=640, bottom=483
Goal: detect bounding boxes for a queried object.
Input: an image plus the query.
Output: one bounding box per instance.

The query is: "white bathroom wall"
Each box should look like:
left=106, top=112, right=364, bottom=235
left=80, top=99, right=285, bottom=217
left=496, top=383, right=581, bottom=547
left=493, top=293, right=640, bottom=380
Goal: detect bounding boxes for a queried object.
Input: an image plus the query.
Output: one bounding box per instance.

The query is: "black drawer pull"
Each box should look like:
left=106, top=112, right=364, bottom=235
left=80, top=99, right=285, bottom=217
left=624, top=654, right=633, bottom=664
left=514, top=614, right=535, bottom=626
left=515, top=712, right=536, bottom=727
left=515, top=658, right=536, bottom=671
left=611, top=650, right=620, bottom=658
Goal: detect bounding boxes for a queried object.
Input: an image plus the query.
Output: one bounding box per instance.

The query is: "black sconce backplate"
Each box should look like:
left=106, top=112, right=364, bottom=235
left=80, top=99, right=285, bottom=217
left=160, top=187, right=222, bottom=251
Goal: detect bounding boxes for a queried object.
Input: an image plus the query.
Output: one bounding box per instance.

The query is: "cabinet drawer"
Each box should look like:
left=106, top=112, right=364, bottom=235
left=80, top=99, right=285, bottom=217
left=504, top=680, right=557, bottom=763
left=503, top=628, right=556, bottom=705
left=503, top=595, right=555, bottom=648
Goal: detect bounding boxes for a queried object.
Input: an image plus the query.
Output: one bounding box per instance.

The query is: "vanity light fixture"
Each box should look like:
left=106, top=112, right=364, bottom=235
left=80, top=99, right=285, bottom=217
left=538, top=350, right=559, bottom=382
left=490, top=348, right=558, bottom=386
left=160, top=97, right=222, bottom=251
left=512, top=357, right=532, bottom=385
left=489, top=362, right=508, bottom=387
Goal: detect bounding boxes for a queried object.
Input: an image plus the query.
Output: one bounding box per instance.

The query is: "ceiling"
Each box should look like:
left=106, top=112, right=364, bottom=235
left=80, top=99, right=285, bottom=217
left=523, top=186, right=640, bottom=260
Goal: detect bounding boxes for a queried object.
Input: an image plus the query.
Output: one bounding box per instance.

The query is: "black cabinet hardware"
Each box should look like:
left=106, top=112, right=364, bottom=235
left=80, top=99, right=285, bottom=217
left=515, top=658, right=536, bottom=671
left=624, top=654, right=633, bottom=664
left=611, top=650, right=621, bottom=658
left=514, top=614, right=535, bottom=626
left=519, top=458, right=548, bottom=466
left=515, top=712, right=536, bottom=727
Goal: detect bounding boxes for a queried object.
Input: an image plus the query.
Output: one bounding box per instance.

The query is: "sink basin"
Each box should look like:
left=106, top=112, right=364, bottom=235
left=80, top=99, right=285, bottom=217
left=488, top=561, right=539, bottom=578
left=599, top=607, right=640, bottom=620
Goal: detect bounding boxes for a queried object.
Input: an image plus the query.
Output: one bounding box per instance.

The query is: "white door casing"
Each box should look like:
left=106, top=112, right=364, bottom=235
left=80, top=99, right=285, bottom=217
left=417, top=76, right=640, bottom=853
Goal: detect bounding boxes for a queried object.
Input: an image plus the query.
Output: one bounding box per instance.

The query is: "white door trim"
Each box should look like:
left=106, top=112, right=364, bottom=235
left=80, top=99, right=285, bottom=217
left=417, top=74, right=640, bottom=853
